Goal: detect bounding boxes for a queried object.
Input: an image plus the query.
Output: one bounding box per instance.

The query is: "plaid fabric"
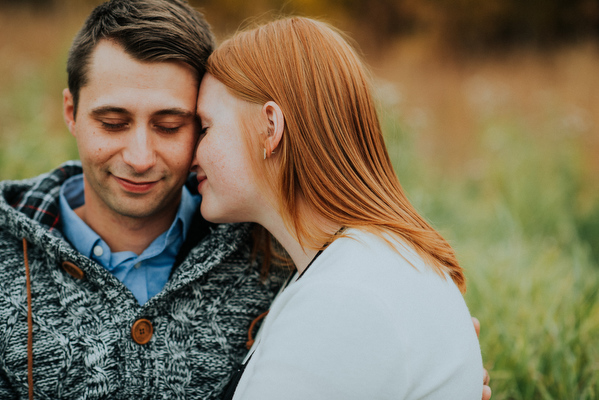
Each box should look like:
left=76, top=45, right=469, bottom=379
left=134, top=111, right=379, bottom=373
left=7, top=161, right=81, bottom=233
left=0, top=161, right=286, bottom=399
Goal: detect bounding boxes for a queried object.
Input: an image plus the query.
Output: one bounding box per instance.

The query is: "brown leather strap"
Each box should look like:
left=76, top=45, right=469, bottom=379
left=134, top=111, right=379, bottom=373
left=22, top=238, right=34, bottom=400
left=246, top=310, right=269, bottom=350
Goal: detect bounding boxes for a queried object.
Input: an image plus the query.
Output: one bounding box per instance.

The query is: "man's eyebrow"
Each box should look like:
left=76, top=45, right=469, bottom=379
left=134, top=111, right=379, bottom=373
left=153, top=108, right=194, bottom=118
left=90, top=106, right=131, bottom=117
left=89, top=107, right=193, bottom=118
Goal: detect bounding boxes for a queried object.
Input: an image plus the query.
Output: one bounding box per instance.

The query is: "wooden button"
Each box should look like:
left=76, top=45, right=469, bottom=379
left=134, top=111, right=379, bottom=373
left=131, top=319, right=153, bottom=345
left=62, top=261, right=85, bottom=280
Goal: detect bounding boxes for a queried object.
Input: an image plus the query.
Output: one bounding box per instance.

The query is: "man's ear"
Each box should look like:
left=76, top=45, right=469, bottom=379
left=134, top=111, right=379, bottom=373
left=262, top=101, right=284, bottom=157
left=63, top=88, right=76, bottom=136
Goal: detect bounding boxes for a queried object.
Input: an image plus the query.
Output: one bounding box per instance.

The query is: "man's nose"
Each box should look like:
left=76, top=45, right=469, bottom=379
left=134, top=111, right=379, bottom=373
left=122, top=126, right=156, bottom=174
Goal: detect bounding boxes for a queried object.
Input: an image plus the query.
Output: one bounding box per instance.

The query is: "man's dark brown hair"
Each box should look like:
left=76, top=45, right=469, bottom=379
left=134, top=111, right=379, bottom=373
left=67, top=0, right=215, bottom=117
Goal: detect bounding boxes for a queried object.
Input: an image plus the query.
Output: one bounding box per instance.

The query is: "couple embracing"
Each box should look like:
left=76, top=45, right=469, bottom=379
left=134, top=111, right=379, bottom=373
left=0, top=1, right=489, bottom=399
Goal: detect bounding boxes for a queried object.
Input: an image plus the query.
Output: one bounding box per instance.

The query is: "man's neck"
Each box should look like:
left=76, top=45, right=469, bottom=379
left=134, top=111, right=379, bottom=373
left=74, top=203, right=178, bottom=255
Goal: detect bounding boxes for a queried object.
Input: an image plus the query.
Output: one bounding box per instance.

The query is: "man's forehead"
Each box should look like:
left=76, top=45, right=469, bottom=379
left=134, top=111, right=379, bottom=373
left=78, top=40, right=199, bottom=115
left=85, top=39, right=198, bottom=88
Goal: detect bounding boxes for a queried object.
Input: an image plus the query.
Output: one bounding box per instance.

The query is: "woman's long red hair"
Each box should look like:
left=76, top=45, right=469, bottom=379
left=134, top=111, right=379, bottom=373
left=207, top=17, right=465, bottom=292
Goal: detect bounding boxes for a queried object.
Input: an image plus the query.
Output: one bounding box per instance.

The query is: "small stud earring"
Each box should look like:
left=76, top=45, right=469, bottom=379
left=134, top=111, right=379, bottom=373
left=263, top=148, right=266, bottom=160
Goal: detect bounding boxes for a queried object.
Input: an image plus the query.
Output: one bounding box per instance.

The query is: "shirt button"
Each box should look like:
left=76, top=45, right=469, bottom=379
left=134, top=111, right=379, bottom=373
left=61, top=261, right=85, bottom=280
left=131, top=319, right=153, bottom=345
left=93, top=246, right=104, bottom=257
left=134, top=262, right=141, bottom=269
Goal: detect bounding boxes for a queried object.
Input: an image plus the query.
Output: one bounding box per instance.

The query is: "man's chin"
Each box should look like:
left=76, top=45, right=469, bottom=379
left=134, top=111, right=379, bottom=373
left=107, top=198, right=172, bottom=220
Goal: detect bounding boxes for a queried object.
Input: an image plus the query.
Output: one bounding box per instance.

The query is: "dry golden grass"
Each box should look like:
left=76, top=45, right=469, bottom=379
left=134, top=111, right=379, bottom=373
left=0, top=6, right=86, bottom=139
left=370, top=36, right=599, bottom=175
left=1, top=6, right=597, bottom=176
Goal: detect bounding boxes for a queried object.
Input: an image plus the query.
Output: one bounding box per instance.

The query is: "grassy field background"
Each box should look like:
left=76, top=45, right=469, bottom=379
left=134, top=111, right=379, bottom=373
left=1, top=3, right=598, bottom=399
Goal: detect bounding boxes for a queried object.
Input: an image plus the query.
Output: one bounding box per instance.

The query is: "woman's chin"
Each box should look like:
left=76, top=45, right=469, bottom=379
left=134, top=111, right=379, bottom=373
left=200, top=205, right=242, bottom=225
left=200, top=211, right=225, bottom=224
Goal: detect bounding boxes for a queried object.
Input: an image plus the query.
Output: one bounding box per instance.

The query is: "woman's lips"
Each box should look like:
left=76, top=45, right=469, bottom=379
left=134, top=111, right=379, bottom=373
left=196, top=175, right=207, bottom=192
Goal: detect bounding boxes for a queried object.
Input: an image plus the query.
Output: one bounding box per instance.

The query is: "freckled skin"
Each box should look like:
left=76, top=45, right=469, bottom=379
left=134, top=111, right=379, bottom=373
left=191, top=74, right=268, bottom=224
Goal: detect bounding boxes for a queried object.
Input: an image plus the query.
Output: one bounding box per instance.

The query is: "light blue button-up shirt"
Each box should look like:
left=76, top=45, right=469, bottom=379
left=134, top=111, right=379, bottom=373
left=59, top=174, right=200, bottom=305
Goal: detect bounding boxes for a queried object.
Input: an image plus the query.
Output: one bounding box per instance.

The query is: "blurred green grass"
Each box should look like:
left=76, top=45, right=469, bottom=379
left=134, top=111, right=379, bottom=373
left=0, top=69, right=79, bottom=180
left=383, top=102, right=599, bottom=399
left=1, top=5, right=599, bottom=400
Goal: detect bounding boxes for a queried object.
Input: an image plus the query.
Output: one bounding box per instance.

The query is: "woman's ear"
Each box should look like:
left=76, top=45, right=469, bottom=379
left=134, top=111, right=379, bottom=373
left=262, top=101, right=284, bottom=158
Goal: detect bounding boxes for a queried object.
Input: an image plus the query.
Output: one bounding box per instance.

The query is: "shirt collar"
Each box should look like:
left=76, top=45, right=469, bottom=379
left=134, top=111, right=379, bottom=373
left=59, top=174, right=199, bottom=262
left=59, top=175, right=98, bottom=259
left=174, top=180, right=200, bottom=243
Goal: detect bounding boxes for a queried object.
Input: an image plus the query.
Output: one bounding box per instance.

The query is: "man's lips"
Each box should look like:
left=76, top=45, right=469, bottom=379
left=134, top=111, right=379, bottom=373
left=113, top=176, right=159, bottom=193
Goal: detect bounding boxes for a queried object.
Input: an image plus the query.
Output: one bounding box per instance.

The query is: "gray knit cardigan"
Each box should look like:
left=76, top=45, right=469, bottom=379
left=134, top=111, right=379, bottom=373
left=0, top=161, right=286, bottom=399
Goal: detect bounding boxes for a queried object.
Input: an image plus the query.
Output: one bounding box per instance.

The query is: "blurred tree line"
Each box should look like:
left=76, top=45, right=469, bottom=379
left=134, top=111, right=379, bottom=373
left=1, top=0, right=598, bottom=50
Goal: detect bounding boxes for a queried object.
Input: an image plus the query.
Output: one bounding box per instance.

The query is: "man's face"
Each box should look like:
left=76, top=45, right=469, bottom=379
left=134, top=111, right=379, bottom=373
left=63, top=39, right=199, bottom=222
